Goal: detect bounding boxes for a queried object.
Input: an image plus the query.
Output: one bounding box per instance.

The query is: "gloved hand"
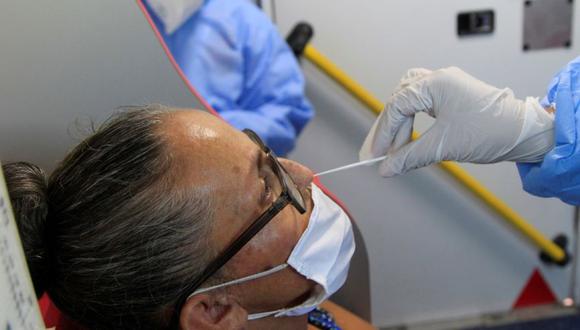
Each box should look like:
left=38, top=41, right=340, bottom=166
left=359, top=67, right=555, bottom=177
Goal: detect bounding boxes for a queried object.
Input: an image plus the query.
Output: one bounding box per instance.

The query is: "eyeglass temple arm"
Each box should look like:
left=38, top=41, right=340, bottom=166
left=174, top=195, right=291, bottom=312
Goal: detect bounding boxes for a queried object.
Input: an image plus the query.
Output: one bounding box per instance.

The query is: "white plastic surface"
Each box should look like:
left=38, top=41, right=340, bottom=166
left=0, top=165, right=44, bottom=330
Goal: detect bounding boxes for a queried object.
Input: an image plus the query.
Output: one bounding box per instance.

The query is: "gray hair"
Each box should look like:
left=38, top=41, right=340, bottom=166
left=4, top=105, right=214, bottom=329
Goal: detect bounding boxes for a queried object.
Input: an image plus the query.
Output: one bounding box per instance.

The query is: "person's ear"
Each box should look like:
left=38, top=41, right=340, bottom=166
left=180, top=293, right=248, bottom=330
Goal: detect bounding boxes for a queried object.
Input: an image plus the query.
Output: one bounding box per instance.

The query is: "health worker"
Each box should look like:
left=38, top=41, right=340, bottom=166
left=360, top=57, right=580, bottom=205
left=145, top=0, right=314, bottom=156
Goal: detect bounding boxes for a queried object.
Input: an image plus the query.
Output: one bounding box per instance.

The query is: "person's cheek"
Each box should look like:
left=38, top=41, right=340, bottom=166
left=294, top=192, right=313, bottom=240
left=244, top=211, right=298, bottom=264
left=272, top=209, right=303, bottom=261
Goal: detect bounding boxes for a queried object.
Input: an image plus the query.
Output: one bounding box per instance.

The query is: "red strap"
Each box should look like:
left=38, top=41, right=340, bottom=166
left=39, top=294, right=86, bottom=330
left=39, top=294, right=63, bottom=328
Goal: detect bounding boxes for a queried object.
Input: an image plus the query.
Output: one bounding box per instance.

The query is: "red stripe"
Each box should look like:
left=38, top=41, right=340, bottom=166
left=313, top=176, right=356, bottom=223
left=135, top=0, right=219, bottom=116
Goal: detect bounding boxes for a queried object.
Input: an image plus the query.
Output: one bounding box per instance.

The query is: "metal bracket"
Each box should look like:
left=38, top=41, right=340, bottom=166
left=523, top=0, right=574, bottom=51
left=540, top=234, right=572, bottom=267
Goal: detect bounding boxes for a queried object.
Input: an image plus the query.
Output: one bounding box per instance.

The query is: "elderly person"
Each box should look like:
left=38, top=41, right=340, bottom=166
left=4, top=105, right=355, bottom=329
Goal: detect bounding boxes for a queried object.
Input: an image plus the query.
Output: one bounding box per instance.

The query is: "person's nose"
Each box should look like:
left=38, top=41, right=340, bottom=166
left=278, top=158, right=313, bottom=191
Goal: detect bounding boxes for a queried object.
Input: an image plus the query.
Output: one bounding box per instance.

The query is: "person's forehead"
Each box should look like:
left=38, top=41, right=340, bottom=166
left=165, top=110, right=252, bottom=160
left=163, top=110, right=260, bottom=212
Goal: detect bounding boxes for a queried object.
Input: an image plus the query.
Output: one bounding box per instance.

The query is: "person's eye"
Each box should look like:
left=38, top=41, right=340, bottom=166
left=262, top=175, right=273, bottom=203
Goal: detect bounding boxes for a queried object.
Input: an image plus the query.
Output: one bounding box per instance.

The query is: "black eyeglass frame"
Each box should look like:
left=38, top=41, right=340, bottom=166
left=169, top=129, right=307, bottom=327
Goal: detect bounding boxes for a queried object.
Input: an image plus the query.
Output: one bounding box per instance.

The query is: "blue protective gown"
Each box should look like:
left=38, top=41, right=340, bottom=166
left=517, top=56, right=580, bottom=205
left=145, top=0, right=314, bottom=156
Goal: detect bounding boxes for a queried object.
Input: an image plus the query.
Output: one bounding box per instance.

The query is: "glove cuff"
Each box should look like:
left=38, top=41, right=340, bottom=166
left=502, top=97, right=554, bottom=163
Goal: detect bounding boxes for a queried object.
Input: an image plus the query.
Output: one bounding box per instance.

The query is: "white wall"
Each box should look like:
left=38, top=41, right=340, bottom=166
left=274, top=0, right=578, bottom=101
left=0, top=0, right=205, bottom=171
left=274, top=0, right=579, bottom=327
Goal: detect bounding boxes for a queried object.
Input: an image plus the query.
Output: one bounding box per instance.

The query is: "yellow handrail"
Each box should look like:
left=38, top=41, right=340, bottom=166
left=303, top=44, right=566, bottom=262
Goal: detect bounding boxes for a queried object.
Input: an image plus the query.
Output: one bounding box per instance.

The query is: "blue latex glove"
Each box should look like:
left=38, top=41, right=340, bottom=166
left=517, top=57, right=580, bottom=205
left=145, top=0, right=314, bottom=156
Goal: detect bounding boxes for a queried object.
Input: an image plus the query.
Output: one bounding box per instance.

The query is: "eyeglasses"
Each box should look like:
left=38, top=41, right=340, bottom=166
left=170, top=129, right=307, bottom=327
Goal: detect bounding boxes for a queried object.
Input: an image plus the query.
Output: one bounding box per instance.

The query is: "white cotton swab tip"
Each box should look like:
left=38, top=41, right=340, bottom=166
left=314, top=155, right=387, bottom=177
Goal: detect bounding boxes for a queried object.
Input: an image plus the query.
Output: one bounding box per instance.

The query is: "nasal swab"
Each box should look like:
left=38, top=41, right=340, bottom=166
left=314, top=155, right=387, bottom=177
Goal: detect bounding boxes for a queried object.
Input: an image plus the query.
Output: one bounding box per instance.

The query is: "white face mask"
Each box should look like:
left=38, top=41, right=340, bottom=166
left=188, top=184, right=355, bottom=320
left=147, top=0, right=204, bottom=35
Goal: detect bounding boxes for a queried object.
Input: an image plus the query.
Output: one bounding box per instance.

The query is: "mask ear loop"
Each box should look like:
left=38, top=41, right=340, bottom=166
left=188, top=264, right=289, bottom=298
left=247, top=285, right=326, bottom=320
left=247, top=309, right=286, bottom=320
